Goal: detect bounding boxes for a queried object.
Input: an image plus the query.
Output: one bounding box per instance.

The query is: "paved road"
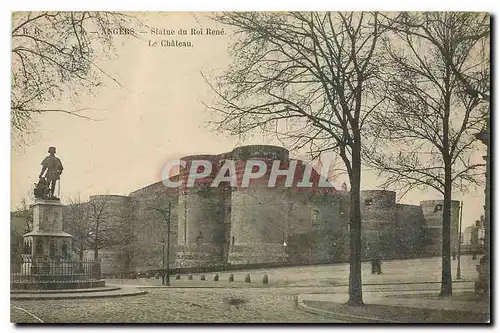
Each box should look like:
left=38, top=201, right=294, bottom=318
left=11, top=282, right=476, bottom=323
left=11, top=287, right=346, bottom=323
left=11, top=256, right=481, bottom=323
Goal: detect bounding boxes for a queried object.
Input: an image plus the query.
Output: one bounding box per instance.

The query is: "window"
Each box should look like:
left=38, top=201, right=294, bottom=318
left=434, top=204, right=443, bottom=213
left=195, top=233, right=204, bottom=245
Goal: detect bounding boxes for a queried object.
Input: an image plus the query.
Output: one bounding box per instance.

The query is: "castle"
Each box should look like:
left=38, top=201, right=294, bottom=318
left=62, top=145, right=460, bottom=276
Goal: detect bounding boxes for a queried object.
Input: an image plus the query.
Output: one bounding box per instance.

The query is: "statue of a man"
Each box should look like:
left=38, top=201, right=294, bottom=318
left=39, top=146, right=64, bottom=199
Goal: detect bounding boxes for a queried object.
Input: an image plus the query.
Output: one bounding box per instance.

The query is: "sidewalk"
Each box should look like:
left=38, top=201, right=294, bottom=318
left=106, top=256, right=481, bottom=288
left=106, top=279, right=475, bottom=290
left=297, top=283, right=490, bottom=323
left=11, top=285, right=147, bottom=300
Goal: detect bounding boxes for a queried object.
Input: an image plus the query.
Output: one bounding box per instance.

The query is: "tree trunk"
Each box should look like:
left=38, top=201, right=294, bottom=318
left=440, top=163, right=453, bottom=296
left=347, top=143, right=364, bottom=306
left=484, top=117, right=490, bottom=259
left=94, top=223, right=100, bottom=260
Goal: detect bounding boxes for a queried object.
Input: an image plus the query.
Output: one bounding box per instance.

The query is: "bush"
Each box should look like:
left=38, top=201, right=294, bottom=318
left=262, top=274, right=268, bottom=284
left=213, top=273, right=219, bottom=281
left=200, top=274, right=206, bottom=281
left=188, top=274, right=193, bottom=280
left=229, top=273, right=234, bottom=282
left=244, top=274, right=251, bottom=283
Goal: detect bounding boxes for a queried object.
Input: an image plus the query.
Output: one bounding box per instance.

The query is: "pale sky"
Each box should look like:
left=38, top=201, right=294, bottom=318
left=11, top=12, right=487, bottom=229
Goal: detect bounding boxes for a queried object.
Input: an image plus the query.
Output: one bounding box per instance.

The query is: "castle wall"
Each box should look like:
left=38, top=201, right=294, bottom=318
left=360, top=190, right=397, bottom=259
left=395, top=204, right=425, bottom=257
left=88, top=195, right=134, bottom=275
left=83, top=249, right=121, bottom=275
left=228, top=145, right=290, bottom=265
left=128, top=182, right=178, bottom=273
left=286, top=191, right=349, bottom=264
left=175, top=155, right=225, bottom=268
left=58, top=145, right=463, bottom=274
left=228, top=186, right=289, bottom=264
left=63, top=195, right=134, bottom=275
left=420, top=200, right=460, bottom=256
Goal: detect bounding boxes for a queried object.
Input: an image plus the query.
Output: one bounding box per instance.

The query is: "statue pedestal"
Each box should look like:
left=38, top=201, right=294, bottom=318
left=23, top=200, right=73, bottom=262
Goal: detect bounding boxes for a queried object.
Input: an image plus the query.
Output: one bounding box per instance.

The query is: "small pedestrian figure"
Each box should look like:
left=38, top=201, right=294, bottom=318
left=375, top=258, right=382, bottom=274
left=371, top=250, right=382, bottom=275
left=367, top=245, right=377, bottom=274
left=371, top=259, right=377, bottom=274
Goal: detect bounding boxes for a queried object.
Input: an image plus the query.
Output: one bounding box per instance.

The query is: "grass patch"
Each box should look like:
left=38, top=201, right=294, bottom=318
left=304, top=301, right=490, bottom=323
left=385, top=291, right=489, bottom=303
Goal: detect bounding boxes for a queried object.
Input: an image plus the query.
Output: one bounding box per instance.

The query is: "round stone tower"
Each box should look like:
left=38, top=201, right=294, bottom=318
left=360, top=190, right=397, bottom=259
left=420, top=200, right=461, bottom=256
left=175, top=155, right=225, bottom=268
left=228, top=145, right=290, bottom=265
left=89, top=194, right=131, bottom=223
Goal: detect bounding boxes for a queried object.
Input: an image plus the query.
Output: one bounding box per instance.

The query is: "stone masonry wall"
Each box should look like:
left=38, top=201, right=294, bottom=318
left=395, top=204, right=425, bottom=257
left=286, top=191, right=349, bottom=264
left=128, top=182, right=178, bottom=273
left=421, top=200, right=460, bottom=256
left=228, top=186, right=289, bottom=265
left=359, top=190, right=397, bottom=259
left=175, top=186, right=225, bottom=268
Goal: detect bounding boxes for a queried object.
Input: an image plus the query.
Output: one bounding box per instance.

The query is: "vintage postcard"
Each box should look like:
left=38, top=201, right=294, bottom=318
left=10, top=11, right=490, bottom=324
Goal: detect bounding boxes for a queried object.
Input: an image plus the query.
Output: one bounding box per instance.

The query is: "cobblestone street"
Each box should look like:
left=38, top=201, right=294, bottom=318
left=11, top=287, right=343, bottom=323
left=10, top=256, right=481, bottom=323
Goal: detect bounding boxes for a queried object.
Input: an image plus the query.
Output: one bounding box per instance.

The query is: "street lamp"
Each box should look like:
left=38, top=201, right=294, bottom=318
left=161, top=239, right=166, bottom=285
left=148, top=202, right=171, bottom=286
left=456, top=201, right=464, bottom=280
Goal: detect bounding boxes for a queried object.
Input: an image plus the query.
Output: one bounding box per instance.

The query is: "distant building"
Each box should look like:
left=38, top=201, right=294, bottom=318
left=463, top=226, right=478, bottom=246
left=461, top=218, right=485, bottom=255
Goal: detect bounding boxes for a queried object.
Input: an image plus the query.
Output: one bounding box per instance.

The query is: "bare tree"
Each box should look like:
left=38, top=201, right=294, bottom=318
left=205, top=12, right=388, bottom=306
left=65, top=195, right=111, bottom=260
left=364, top=12, right=490, bottom=296
left=65, top=195, right=91, bottom=260
left=86, top=195, right=115, bottom=260
left=11, top=11, right=138, bottom=144
left=15, top=195, right=35, bottom=233
left=66, top=194, right=135, bottom=264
